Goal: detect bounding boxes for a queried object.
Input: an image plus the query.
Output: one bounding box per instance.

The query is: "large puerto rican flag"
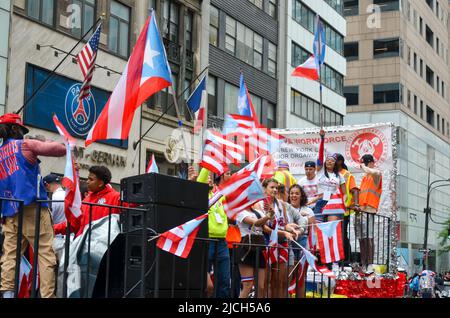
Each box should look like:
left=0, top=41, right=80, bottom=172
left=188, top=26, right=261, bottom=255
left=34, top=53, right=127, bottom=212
left=291, top=55, right=319, bottom=81
left=86, top=11, right=172, bottom=146
left=156, top=213, right=208, bottom=258
left=237, top=73, right=259, bottom=124
left=315, top=220, right=344, bottom=264
left=53, top=115, right=82, bottom=218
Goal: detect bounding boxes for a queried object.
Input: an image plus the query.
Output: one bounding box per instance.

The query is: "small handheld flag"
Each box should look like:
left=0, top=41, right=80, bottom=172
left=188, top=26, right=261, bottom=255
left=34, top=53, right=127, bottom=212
left=146, top=153, right=159, bottom=173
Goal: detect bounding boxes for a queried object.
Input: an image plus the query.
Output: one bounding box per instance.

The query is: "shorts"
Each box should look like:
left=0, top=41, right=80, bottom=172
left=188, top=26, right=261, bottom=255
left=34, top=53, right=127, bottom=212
left=238, top=244, right=267, bottom=269
left=355, top=213, right=375, bottom=239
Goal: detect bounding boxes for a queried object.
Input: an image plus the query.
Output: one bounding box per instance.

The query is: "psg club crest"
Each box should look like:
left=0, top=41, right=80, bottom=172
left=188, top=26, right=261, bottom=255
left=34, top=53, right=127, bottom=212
left=345, top=128, right=388, bottom=167
left=65, top=84, right=97, bottom=137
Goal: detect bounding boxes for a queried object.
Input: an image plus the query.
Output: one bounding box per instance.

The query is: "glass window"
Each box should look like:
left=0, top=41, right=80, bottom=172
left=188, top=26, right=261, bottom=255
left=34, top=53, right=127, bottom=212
left=268, top=0, right=277, bottom=19
left=210, top=6, right=219, bottom=46
left=70, top=0, right=96, bottom=38
left=426, top=66, right=434, bottom=88
left=162, top=0, right=179, bottom=43
left=373, top=38, right=400, bottom=58
left=185, top=11, right=193, bottom=50
left=254, top=33, right=263, bottom=69
left=267, top=102, right=276, bottom=128
left=344, top=42, right=358, bottom=61
left=325, top=0, right=343, bottom=15
left=413, top=95, right=417, bottom=114
left=268, top=42, right=277, bottom=78
left=426, top=106, right=434, bottom=127
left=301, top=95, right=308, bottom=118
left=225, top=16, right=236, bottom=54
left=224, top=82, right=239, bottom=117
left=109, top=1, right=130, bottom=57
left=373, top=0, right=399, bottom=12
left=207, top=75, right=217, bottom=116
left=248, top=0, right=263, bottom=9
left=250, top=94, right=262, bottom=122
left=426, top=25, right=434, bottom=48
left=26, top=0, right=54, bottom=26
left=344, top=86, right=358, bottom=106
left=343, top=0, right=358, bottom=16
left=373, top=83, right=401, bottom=104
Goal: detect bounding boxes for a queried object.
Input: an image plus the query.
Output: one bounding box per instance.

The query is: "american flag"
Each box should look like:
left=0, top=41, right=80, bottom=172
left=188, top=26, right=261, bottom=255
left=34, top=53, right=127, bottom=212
left=77, top=23, right=102, bottom=107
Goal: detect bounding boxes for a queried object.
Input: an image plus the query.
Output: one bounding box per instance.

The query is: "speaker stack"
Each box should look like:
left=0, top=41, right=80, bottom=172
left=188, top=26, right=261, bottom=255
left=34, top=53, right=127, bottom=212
left=94, top=173, right=209, bottom=298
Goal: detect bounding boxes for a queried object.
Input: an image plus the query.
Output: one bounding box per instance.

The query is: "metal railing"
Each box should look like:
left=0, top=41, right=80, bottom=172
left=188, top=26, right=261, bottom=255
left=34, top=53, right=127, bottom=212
left=0, top=198, right=392, bottom=298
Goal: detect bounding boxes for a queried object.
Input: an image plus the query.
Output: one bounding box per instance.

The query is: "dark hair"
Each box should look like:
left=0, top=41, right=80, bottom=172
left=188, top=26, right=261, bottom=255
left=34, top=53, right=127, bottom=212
left=324, top=160, right=340, bottom=179
left=361, top=154, right=375, bottom=166
left=277, top=184, right=286, bottom=194
left=79, top=180, right=88, bottom=197
left=336, top=153, right=348, bottom=170
left=262, top=178, right=278, bottom=188
left=89, top=166, right=112, bottom=185
left=0, top=124, right=15, bottom=139
left=288, top=184, right=308, bottom=207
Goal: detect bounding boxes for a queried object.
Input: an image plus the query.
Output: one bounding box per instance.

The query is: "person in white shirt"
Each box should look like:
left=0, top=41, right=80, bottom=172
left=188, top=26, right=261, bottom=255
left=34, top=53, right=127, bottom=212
left=43, top=174, right=66, bottom=225
left=298, top=161, right=319, bottom=210
left=314, top=130, right=347, bottom=223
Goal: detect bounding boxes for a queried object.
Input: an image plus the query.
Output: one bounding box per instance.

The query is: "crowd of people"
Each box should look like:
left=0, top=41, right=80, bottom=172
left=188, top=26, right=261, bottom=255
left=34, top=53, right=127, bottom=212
left=0, top=112, right=407, bottom=299
left=406, top=270, right=450, bottom=298
left=186, top=129, right=385, bottom=298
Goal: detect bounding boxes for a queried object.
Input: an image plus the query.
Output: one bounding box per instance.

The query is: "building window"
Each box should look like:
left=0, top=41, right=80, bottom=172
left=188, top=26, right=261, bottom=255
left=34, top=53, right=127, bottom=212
left=413, top=95, right=417, bottom=114
left=437, top=76, right=440, bottom=93
left=344, top=42, right=358, bottom=61
left=407, top=89, right=411, bottom=108
left=26, top=0, right=54, bottom=26
left=426, top=0, right=434, bottom=11
left=236, top=22, right=263, bottom=69
left=225, top=15, right=236, bottom=54
left=210, top=6, right=219, bottom=47
left=162, top=0, right=179, bottom=43
left=268, top=42, right=277, bottom=78
left=224, top=82, right=239, bottom=117
left=292, top=42, right=343, bottom=95
left=291, top=89, right=342, bottom=126
left=419, top=17, right=423, bottom=35
left=426, top=66, right=434, bottom=88
left=344, top=86, right=358, bottom=106
left=185, top=11, right=193, bottom=51
left=248, top=0, right=263, bottom=9
left=267, top=102, right=276, bottom=128
left=437, top=114, right=440, bottom=131
left=420, top=100, right=423, bottom=118
left=267, top=0, right=277, bottom=19
left=207, top=75, right=217, bottom=116
left=292, top=0, right=343, bottom=55
left=442, top=82, right=445, bottom=98
left=413, top=52, right=417, bottom=72
left=436, top=37, right=439, bottom=55
left=108, top=1, right=130, bottom=57
left=442, top=118, right=445, bottom=135
left=250, top=93, right=262, bottom=122
left=426, top=25, right=434, bottom=48
left=343, top=0, right=358, bottom=16
left=324, top=0, right=343, bottom=15
left=420, top=59, right=423, bottom=77
left=426, top=106, right=434, bottom=127
left=373, top=0, right=399, bottom=12
left=373, top=83, right=401, bottom=104
left=70, top=0, right=95, bottom=38
left=373, top=38, right=399, bottom=58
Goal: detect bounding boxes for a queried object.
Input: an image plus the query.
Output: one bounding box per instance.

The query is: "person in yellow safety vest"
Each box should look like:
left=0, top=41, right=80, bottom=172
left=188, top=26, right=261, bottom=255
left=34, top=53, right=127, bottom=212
left=335, top=154, right=360, bottom=265
left=188, top=166, right=231, bottom=298
left=357, top=154, right=382, bottom=272
left=273, top=160, right=297, bottom=192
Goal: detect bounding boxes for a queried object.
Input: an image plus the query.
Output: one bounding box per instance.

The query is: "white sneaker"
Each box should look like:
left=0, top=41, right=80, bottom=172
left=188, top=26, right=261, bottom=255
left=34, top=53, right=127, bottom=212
left=2, top=291, right=14, bottom=298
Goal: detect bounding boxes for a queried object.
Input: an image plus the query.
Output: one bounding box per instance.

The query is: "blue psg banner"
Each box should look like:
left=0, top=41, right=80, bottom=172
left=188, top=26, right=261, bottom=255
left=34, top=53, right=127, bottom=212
left=24, top=63, right=127, bottom=149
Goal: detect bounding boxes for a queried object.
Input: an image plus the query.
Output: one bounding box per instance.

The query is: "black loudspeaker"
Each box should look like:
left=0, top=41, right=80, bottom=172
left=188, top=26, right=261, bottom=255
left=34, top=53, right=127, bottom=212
left=120, top=173, right=209, bottom=210
left=94, top=174, right=210, bottom=298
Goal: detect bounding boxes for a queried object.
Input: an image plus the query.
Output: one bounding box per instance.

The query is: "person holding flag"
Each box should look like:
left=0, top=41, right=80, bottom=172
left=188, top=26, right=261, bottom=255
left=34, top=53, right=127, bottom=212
left=313, top=129, right=347, bottom=224
left=0, top=113, right=66, bottom=298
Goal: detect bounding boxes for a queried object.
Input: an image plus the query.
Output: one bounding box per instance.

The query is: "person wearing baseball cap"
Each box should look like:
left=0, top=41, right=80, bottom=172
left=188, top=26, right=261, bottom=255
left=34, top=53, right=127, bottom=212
left=0, top=113, right=66, bottom=298
left=299, top=161, right=319, bottom=212
left=273, top=160, right=297, bottom=194
left=356, top=153, right=382, bottom=273
left=43, top=174, right=66, bottom=225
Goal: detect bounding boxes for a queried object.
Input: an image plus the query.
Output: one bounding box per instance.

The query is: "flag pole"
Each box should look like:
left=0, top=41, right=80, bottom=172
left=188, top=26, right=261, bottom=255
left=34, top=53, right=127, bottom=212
left=319, top=67, right=323, bottom=128
left=16, top=16, right=104, bottom=115
left=133, top=65, right=209, bottom=150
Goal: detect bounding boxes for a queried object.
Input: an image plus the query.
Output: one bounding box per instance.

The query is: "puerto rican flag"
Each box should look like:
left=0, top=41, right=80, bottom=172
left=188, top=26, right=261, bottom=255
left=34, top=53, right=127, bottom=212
left=237, top=73, right=259, bottom=124
left=313, top=15, right=326, bottom=69
left=222, top=113, right=255, bottom=137
left=86, top=11, right=172, bottom=146
left=321, top=191, right=346, bottom=215
left=218, top=171, right=265, bottom=219
left=308, top=224, right=318, bottom=250
left=264, top=218, right=289, bottom=265
left=186, top=75, right=207, bottom=134
left=238, top=155, right=275, bottom=180
left=53, top=115, right=82, bottom=218
left=146, top=153, right=159, bottom=173
left=298, top=245, right=336, bottom=278
left=156, top=213, right=208, bottom=258
left=288, top=253, right=308, bottom=296
left=291, top=55, right=319, bottom=81
left=248, top=124, right=286, bottom=156
left=200, top=129, right=244, bottom=175
left=315, top=220, right=344, bottom=264
left=18, top=255, right=32, bottom=298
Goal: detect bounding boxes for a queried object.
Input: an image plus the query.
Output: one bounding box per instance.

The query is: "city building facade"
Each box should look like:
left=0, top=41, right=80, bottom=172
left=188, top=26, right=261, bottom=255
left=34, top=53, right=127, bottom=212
left=278, top=0, right=347, bottom=129
left=0, top=0, right=11, bottom=115
left=343, top=0, right=450, bottom=273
